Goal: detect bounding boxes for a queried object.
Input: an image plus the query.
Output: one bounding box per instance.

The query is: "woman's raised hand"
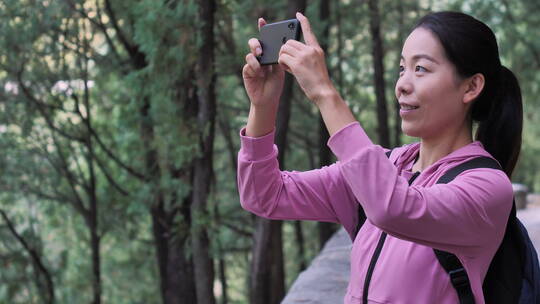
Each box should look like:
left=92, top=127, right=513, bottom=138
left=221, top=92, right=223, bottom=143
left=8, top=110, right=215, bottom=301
left=243, top=13, right=354, bottom=137
left=242, top=18, right=285, bottom=109
left=278, top=12, right=336, bottom=106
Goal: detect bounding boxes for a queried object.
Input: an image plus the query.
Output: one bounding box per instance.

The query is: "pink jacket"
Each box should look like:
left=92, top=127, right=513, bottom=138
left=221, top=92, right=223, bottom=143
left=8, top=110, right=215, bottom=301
left=237, top=122, right=513, bottom=304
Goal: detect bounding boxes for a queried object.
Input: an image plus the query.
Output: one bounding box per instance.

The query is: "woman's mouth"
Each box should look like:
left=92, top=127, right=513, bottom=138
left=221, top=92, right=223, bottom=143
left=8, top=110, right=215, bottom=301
left=400, top=104, right=419, bottom=110
left=399, top=103, right=420, bottom=116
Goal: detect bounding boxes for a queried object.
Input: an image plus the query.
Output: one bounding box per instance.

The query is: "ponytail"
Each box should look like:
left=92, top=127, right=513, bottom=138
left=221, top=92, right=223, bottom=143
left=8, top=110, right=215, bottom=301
left=474, top=66, right=523, bottom=177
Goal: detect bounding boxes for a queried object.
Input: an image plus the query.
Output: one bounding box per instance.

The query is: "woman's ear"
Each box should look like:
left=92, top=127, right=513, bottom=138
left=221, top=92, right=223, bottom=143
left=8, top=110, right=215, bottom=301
left=463, top=73, right=485, bottom=104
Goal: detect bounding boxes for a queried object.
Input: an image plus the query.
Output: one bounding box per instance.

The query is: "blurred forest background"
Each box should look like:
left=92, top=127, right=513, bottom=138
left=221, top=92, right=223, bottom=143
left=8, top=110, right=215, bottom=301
left=0, top=0, right=539, bottom=303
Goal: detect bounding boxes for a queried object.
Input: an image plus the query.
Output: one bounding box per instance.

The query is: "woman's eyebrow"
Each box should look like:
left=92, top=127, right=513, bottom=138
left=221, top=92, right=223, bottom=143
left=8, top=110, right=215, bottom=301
left=400, top=54, right=440, bottom=64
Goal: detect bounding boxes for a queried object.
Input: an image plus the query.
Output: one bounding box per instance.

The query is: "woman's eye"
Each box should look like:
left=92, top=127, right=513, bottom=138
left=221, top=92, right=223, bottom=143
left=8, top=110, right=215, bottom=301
left=399, top=65, right=405, bottom=73
left=415, top=65, right=427, bottom=72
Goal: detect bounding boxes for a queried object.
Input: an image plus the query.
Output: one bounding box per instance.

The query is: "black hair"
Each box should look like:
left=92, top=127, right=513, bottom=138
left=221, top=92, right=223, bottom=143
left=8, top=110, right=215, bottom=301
left=414, top=11, right=523, bottom=177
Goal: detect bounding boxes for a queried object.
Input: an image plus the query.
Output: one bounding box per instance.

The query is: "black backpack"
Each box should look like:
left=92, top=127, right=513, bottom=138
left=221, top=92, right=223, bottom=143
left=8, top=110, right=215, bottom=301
left=353, top=155, right=540, bottom=303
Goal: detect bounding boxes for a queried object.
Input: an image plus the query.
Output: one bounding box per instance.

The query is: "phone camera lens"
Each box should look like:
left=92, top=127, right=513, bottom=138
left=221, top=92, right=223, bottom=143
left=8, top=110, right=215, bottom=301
left=288, top=22, right=295, bottom=30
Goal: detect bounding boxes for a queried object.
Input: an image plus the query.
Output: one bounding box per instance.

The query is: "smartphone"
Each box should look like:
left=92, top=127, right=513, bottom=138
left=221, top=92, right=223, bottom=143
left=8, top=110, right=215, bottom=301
left=257, top=19, right=302, bottom=65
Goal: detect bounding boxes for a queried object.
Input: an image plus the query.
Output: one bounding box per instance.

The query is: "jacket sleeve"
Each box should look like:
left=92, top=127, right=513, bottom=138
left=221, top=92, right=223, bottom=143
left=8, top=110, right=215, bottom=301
left=237, top=127, right=360, bottom=237
left=328, top=122, right=514, bottom=255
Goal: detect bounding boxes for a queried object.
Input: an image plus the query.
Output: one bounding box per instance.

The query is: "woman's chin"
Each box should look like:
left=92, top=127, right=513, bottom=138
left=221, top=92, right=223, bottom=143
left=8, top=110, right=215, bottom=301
left=401, top=124, right=421, bottom=138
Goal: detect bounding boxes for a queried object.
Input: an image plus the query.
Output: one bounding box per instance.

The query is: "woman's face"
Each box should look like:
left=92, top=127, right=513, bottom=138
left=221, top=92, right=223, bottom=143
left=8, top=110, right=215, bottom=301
left=395, top=27, right=470, bottom=139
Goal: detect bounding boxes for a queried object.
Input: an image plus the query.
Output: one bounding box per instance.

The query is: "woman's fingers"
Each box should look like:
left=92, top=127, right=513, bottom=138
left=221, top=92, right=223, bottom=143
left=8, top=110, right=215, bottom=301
left=283, top=39, right=304, bottom=51
left=296, top=12, right=319, bottom=47
left=258, top=17, right=267, bottom=31
left=242, top=63, right=256, bottom=78
left=279, top=43, right=295, bottom=57
left=278, top=53, right=296, bottom=73
left=245, top=53, right=263, bottom=77
left=249, top=17, right=267, bottom=57
left=248, top=38, right=262, bottom=57
left=280, top=39, right=323, bottom=66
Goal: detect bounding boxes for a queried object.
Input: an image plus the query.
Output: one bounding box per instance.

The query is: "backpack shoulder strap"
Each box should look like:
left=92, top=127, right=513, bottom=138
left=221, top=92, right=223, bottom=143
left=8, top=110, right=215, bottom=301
left=434, top=156, right=503, bottom=304
left=436, top=157, right=501, bottom=183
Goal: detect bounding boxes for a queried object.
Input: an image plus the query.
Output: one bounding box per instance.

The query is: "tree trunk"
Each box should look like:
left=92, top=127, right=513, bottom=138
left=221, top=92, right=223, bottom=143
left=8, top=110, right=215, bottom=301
left=151, top=194, right=197, bottom=304
left=219, top=260, right=228, bottom=304
left=218, top=114, right=238, bottom=178
left=124, top=21, right=199, bottom=303
left=213, top=196, right=229, bottom=304
left=250, top=218, right=273, bottom=303
left=367, top=0, right=390, bottom=148
left=191, top=152, right=217, bottom=304
left=335, top=0, right=344, bottom=91
left=317, top=0, right=338, bottom=250
left=192, top=0, right=217, bottom=303
left=168, top=200, right=197, bottom=304
left=268, top=220, right=285, bottom=304
left=73, top=34, right=102, bottom=303
left=394, top=0, right=405, bottom=147
left=151, top=200, right=169, bottom=304
left=294, top=221, right=306, bottom=271
left=89, top=215, right=101, bottom=304
left=274, top=0, right=307, bottom=297
left=142, top=91, right=196, bottom=304
left=218, top=244, right=228, bottom=304
left=140, top=94, right=165, bottom=301
left=84, top=57, right=102, bottom=304
left=249, top=2, right=306, bottom=303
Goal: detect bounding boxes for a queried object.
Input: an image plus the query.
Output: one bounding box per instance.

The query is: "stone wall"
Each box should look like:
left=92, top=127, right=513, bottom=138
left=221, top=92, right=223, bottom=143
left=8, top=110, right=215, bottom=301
left=281, top=228, right=351, bottom=303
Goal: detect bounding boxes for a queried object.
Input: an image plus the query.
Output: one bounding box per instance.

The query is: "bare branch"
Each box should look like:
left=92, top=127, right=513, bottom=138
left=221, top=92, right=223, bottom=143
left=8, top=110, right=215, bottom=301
left=103, top=0, right=146, bottom=67
left=16, top=70, right=86, bottom=143
left=93, top=153, right=130, bottom=196
left=63, top=0, right=122, bottom=63
left=88, top=125, right=147, bottom=181
left=219, top=221, right=252, bottom=238
left=50, top=132, right=89, bottom=218
left=0, top=210, right=55, bottom=304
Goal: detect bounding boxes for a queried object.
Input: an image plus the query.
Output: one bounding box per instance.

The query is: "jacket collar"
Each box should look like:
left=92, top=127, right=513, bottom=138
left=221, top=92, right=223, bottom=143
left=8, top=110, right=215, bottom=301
left=392, top=141, right=494, bottom=174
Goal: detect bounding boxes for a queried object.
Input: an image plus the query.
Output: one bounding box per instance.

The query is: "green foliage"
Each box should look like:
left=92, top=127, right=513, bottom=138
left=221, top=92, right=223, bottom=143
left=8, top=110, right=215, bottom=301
left=1, top=0, right=540, bottom=303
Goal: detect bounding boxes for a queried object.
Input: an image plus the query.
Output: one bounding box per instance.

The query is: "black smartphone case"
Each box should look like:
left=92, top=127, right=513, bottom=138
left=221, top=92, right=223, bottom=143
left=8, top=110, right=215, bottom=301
left=258, top=19, right=302, bottom=65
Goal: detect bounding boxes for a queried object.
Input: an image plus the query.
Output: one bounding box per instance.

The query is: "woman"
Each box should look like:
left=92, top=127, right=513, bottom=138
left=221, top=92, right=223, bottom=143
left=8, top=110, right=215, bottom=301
left=238, top=11, right=522, bottom=303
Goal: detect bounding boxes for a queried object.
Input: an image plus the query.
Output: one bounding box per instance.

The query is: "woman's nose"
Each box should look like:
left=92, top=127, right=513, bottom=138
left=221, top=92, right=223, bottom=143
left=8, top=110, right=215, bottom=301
left=395, top=73, right=413, bottom=97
